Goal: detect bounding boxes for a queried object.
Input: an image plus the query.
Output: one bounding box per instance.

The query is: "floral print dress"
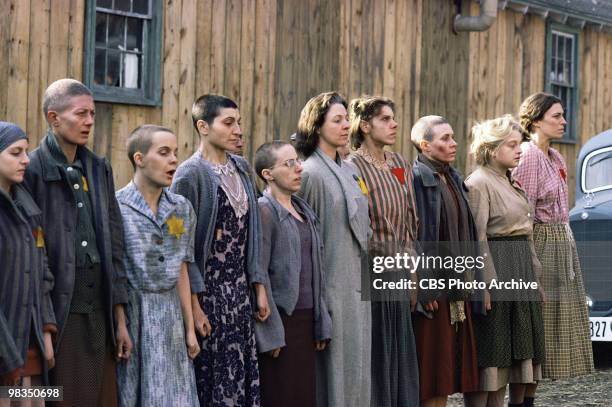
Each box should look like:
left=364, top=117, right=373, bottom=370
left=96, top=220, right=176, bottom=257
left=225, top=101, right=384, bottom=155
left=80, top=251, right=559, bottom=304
left=194, top=189, right=260, bottom=406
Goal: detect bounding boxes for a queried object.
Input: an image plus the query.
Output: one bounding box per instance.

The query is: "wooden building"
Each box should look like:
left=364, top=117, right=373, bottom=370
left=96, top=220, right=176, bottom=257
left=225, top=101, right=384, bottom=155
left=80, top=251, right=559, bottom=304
left=2, top=0, right=612, bottom=204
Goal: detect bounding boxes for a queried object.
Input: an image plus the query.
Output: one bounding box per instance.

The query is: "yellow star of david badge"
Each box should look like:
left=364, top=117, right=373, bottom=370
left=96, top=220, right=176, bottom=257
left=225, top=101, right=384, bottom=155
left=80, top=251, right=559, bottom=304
left=34, top=226, right=45, bottom=248
left=357, top=176, right=368, bottom=195
left=166, top=214, right=186, bottom=239
left=82, top=176, right=89, bottom=192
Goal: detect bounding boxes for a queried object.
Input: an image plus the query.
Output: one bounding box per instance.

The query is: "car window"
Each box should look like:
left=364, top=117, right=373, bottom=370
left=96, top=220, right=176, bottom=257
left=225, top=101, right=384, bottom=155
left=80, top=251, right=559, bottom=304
left=583, top=147, right=612, bottom=193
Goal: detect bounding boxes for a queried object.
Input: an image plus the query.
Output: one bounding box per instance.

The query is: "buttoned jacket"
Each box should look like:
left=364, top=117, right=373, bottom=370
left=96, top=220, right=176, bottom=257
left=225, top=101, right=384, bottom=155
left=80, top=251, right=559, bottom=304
left=24, top=136, right=128, bottom=347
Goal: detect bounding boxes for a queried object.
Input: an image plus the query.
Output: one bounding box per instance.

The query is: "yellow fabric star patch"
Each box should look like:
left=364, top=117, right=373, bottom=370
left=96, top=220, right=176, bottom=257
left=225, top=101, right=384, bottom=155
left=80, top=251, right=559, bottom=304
left=357, top=176, right=368, bottom=195
left=82, top=176, right=89, bottom=192
left=34, top=226, right=45, bottom=248
left=166, top=214, right=186, bottom=239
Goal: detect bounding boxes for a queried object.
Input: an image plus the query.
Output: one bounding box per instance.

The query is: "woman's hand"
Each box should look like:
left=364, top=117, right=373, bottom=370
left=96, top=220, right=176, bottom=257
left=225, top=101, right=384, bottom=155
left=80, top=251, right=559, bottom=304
left=192, top=298, right=212, bottom=338
left=424, top=300, right=439, bottom=312
left=114, top=305, right=132, bottom=361
left=43, top=332, right=55, bottom=369
left=186, top=330, right=201, bottom=360
left=254, top=284, right=271, bottom=322
left=115, top=322, right=132, bottom=361
left=538, top=285, right=547, bottom=303
left=314, top=340, right=327, bottom=351
left=268, top=348, right=281, bottom=358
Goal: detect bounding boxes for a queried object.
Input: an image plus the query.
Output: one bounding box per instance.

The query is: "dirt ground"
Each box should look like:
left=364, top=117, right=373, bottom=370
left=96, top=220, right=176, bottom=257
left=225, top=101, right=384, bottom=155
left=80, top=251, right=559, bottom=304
left=448, top=343, right=612, bottom=407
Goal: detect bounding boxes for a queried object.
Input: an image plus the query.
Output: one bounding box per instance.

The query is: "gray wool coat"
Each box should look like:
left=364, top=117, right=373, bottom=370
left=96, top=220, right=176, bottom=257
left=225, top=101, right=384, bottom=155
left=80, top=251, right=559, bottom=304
left=298, top=149, right=372, bottom=407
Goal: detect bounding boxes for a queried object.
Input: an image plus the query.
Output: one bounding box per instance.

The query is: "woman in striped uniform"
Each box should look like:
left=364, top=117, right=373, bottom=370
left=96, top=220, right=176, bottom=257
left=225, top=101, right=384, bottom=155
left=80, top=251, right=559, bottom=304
left=348, top=96, right=420, bottom=407
left=513, top=93, right=593, bottom=385
left=0, top=122, right=56, bottom=405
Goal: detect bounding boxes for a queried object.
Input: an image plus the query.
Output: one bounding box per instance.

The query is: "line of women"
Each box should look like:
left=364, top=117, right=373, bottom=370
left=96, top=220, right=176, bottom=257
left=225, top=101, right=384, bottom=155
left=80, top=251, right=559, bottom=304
left=0, top=86, right=593, bottom=407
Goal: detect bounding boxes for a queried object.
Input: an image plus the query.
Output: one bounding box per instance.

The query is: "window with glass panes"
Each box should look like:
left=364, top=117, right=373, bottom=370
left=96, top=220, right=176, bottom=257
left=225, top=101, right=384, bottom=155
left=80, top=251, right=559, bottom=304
left=84, top=0, right=162, bottom=105
left=545, top=24, right=579, bottom=142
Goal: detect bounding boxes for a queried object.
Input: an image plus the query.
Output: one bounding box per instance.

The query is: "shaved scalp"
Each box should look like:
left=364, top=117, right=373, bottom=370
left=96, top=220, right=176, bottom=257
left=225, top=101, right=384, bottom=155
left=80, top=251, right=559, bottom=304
left=126, top=124, right=175, bottom=169
left=43, top=78, right=93, bottom=118
left=254, top=140, right=291, bottom=183
left=410, top=115, right=449, bottom=152
left=192, top=94, right=238, bottom=130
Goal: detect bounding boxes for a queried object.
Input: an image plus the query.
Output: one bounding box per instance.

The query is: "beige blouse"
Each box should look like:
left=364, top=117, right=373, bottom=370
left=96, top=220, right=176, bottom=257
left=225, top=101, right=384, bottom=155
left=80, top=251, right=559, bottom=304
left=465, top=166, right=541, bottom=283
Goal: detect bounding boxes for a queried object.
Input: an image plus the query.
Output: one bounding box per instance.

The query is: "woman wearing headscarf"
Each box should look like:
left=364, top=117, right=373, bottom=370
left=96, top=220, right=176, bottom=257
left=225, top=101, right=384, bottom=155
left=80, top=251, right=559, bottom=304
left=295, top=91, right=371, bottom=407
left=465, top=115, right=545, bottom=407
left=348, top=95, right=419, bottom=407
left=0, top=122, right=56, bottom=406
left=512, top=93, right=593, bottom=385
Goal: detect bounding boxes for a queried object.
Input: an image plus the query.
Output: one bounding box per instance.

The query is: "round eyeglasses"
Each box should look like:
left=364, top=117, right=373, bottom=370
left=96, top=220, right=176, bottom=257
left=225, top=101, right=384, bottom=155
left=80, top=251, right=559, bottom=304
left=269, top=158, right=302, bottom=169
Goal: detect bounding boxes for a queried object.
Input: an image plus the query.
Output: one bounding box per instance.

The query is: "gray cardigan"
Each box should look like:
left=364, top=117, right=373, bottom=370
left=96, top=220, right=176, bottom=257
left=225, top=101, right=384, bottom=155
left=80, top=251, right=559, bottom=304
left=170, top=152, right=266, bottom=293
left=254, top=192, right=332, bottom=353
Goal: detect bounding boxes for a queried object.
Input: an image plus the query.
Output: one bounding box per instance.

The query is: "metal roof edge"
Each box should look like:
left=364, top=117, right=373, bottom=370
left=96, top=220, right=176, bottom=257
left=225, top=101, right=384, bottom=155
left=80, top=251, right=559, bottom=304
left=504, top=0, right=612, bottom=28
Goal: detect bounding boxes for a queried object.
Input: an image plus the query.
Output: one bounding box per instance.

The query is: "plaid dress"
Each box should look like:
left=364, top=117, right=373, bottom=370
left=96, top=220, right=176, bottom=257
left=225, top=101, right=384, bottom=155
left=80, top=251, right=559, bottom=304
left=513, top=142, right=594, bottom=379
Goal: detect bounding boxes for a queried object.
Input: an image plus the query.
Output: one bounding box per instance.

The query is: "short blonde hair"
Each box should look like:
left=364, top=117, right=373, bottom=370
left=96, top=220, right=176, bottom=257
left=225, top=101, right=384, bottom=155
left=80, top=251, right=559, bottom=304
left=470, top=115, right=528, bottom=165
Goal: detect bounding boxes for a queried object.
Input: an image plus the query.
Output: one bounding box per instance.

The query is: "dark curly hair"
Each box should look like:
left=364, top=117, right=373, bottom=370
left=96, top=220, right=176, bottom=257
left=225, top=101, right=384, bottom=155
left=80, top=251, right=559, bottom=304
left=295, top=92, right=348, bottom=158
left=348, top=95, right=395, bottom=149
left=519, top=92, right=562, bottom=134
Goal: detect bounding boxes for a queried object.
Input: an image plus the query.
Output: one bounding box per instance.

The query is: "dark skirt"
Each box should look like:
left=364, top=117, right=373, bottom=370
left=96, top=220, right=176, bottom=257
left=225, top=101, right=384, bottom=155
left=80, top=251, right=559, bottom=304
left=471, top=236, right=545, bottom=370
left=412, top=300, right=479, bottom=401
left=49, top=310, right=117, bottom=407
left=371, top=301, right=419, bottom=407
left=259, top=309, right=316, bottom=407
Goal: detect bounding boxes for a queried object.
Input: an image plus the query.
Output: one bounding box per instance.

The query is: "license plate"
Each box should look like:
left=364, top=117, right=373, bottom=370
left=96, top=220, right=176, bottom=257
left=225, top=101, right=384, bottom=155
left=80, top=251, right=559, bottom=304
left=590, top=317, right=612, bottom=341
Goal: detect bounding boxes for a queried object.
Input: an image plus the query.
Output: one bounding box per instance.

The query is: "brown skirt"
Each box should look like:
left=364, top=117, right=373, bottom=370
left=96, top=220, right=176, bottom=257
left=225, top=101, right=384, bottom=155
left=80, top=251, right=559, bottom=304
left=259, top=309, right=316, bottom=407
left=412, top=300, right=479, bottom=401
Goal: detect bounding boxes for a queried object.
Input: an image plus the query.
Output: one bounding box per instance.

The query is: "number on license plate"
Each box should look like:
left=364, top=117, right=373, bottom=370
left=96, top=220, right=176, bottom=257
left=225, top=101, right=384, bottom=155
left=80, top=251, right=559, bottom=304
left=590, top=318, right=612, bottom=341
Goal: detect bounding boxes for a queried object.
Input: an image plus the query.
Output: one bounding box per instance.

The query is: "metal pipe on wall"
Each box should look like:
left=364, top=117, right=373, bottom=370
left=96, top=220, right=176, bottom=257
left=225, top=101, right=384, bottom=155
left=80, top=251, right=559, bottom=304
left=454, top=0, right=499, bottom=32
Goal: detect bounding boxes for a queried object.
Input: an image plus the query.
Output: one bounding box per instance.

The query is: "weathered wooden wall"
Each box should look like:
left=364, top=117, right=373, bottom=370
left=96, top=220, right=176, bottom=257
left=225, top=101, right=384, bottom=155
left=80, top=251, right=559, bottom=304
left=337, top=0, right=423, bottom=162
left=464, top=2, right=612, bottom=204
left=1, top=0, right=612, bottom=204
left=0, top=0, right=85, bottom=149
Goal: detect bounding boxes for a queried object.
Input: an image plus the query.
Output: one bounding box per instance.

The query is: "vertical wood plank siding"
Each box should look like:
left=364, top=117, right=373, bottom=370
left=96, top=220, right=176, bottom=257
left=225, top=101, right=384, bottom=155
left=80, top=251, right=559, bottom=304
left=1, top=0, right=611, bottom=204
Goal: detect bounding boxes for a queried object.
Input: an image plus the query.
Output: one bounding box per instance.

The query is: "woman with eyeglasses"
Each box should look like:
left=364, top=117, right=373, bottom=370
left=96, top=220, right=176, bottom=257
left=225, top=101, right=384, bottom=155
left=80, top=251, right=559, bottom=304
left=295, top=92, right=371, bottom=407
left=253, top=141, right=332, bottom=407
left=348, top=95, right=420, bottom=406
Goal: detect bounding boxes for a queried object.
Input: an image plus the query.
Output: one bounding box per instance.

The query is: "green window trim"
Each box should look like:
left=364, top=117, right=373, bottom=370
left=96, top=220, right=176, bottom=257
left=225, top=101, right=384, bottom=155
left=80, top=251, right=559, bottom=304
left=545, top=22, right=580, bottom=145
left=83, top=0, right=163, bottom=106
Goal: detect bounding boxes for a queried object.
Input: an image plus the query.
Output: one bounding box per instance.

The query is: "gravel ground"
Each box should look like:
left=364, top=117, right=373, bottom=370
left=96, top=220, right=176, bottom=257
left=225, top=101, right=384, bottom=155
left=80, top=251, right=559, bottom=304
left=448, top=343, right=612, bottom=407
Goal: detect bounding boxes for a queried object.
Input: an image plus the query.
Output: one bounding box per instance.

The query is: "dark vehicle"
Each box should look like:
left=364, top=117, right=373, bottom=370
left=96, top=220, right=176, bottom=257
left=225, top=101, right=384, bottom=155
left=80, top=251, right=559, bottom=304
left=569, top=129, right=612, bottom=342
